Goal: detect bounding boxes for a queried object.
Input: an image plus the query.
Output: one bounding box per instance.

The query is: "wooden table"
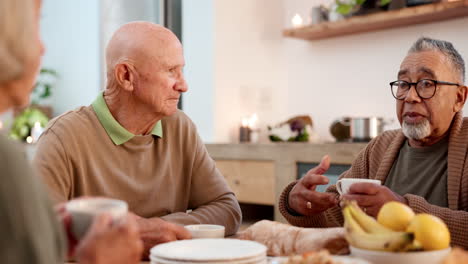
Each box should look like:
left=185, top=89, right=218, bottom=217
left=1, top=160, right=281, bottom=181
left=66, top=262, right=150, bottom=264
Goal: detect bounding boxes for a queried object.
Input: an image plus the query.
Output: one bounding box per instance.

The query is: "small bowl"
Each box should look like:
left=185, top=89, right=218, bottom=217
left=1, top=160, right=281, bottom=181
left=185, top=224, right=225, bottom=239
left=350, top=246, right=451, bottom=264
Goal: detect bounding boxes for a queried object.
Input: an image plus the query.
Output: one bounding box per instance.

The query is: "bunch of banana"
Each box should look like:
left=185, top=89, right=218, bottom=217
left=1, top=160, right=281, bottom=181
left=343, top=201, right=415, bottom=252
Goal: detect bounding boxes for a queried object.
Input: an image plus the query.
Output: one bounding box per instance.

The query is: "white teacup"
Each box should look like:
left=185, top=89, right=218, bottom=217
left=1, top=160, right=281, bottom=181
left=65, top=198, right=128, bottom=240
left=336, top=178, right=381, bottom=195
left=185, top=224, right=225, bottom=239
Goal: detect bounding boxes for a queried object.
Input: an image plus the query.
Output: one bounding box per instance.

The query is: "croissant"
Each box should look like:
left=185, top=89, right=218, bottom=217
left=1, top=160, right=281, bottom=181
left=237, top=220, right=349, bottom=256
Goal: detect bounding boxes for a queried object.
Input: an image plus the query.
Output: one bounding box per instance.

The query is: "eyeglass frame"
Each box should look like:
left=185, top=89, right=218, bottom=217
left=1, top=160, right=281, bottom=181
left=389, top=79, right=460, bottom=100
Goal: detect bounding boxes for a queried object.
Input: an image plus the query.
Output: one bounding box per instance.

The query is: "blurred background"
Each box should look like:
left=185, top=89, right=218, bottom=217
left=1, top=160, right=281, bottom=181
left=1, top=0, right=467, bottom=144
left=0, top=0, right=467, bottom=222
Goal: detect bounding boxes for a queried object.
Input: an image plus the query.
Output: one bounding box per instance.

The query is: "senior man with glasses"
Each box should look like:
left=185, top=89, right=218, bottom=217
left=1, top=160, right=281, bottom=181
left=279, top=37, right=468, bottom=249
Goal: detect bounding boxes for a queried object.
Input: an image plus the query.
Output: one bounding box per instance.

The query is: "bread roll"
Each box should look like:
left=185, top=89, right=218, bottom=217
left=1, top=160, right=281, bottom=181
left=237, top=220, right=349, bottom=256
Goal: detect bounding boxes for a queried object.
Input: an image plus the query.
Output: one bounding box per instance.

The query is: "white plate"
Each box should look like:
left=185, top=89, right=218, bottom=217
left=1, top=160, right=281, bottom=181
left=333, top=256, right=372, bottom=264
left=150, top=239, right=267, bottom=262
left=150, top=255, right=266, bottom=264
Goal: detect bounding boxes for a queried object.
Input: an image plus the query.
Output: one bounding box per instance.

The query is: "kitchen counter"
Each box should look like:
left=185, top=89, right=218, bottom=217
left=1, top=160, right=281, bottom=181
left=206, top=142, right=367, bottom=222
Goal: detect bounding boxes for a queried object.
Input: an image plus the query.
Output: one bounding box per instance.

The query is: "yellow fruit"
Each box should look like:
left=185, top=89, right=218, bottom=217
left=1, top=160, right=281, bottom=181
left=406, top=214, right=451, bottom=251
left=377, top=202, right=415, bottom=231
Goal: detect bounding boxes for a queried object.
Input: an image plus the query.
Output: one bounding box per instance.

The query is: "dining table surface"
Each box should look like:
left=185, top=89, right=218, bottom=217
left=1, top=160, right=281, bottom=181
left=67, top=260, right=276, bottom=264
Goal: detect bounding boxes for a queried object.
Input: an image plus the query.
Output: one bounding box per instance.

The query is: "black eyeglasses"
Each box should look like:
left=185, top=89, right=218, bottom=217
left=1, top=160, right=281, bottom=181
left=390, top=79, right=460, bottom=100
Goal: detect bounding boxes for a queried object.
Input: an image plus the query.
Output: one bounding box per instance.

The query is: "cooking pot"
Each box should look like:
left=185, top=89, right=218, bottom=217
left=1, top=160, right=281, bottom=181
left=330, top=117, right=387, bottom=142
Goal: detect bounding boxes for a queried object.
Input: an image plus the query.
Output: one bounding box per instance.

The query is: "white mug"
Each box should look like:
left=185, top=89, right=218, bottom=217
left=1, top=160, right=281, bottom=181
left=65, top=198, right=128, bottom=240
left=185, top=224, right=225, bottom=239
left=336, top=178, right=381, bottom=195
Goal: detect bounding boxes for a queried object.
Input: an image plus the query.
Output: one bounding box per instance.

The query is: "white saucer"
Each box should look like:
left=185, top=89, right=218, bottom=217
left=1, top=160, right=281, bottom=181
left=150, top=255, right=267, bottom=264
left=150, top=239, right=267, bottom=262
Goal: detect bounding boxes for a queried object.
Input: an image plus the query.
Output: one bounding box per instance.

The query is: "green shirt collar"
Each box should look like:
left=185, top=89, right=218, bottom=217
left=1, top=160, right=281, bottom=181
left=92, top=92, right=163, bottom=145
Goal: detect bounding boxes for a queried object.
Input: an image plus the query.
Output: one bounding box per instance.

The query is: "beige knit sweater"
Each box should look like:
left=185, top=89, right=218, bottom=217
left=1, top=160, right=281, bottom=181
left=33, top=106, right=242, bottom=236
left=279, top=112, right=468, bottom=248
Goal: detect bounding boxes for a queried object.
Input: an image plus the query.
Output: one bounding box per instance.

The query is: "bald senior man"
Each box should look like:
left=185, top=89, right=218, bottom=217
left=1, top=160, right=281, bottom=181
left=34, top=22, right=242, bottom=252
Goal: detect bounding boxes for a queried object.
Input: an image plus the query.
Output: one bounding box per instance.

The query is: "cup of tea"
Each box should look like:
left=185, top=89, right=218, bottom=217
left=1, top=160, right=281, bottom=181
left=185, top=224, right=225, bottom=239
left=336, top=178, right=381, bottom=195
left=65, top=198, right=128, bottom=240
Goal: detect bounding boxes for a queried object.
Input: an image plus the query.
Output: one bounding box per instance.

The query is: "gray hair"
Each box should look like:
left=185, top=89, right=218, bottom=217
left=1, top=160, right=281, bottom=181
left=0, top=0, right=35, bottom=84
left=408, top=37, right=465, bottom=84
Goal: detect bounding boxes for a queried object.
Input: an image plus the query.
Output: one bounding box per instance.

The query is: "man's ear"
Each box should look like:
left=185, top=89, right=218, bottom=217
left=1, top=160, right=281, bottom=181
left=454, top=85, right=468, bottom=112
left=114, top=63, right=135, bottom=92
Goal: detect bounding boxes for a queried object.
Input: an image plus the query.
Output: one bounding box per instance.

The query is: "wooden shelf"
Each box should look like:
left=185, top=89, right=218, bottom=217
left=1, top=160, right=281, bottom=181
left=283, top=0, right=468, bottom=40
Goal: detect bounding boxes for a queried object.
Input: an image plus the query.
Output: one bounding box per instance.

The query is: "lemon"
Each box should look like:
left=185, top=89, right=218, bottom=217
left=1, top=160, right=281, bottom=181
left=406, top=214, right=450, bottom=251
left=377, top=201, right=415, bottom=231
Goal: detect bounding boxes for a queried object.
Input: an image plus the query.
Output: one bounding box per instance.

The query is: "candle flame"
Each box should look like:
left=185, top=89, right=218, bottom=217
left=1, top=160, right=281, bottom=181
left=248, top=114, right=258, bottom=128
left=241, top=114, right=258, bottom=128
left=292, top=14, right=303, bottom=28
left=241, top=118, right=249, bottom=127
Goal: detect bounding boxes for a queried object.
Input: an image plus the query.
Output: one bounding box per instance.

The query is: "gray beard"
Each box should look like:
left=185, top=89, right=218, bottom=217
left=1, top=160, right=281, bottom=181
left=402, top=119, right=431, bottom=140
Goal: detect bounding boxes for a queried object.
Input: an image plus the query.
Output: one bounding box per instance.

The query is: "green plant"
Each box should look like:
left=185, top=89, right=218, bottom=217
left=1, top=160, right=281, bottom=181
left=9, top=107, right=48, bottom=141
left=268, top=116, right=312, bottom=142
left=335, top=0, right=391, bottom=15
left=31, top=68, right=58, bottom=104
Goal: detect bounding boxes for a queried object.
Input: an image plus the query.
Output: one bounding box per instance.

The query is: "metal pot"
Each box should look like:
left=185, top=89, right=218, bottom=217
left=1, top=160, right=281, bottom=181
left=331, top=117, right=386, bottom=142
left=348, top=117, right=385, bottom=142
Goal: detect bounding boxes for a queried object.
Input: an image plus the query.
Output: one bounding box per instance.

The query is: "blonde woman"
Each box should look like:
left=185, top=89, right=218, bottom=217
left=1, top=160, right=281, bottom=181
left=0, top=0, right=143, bottom=263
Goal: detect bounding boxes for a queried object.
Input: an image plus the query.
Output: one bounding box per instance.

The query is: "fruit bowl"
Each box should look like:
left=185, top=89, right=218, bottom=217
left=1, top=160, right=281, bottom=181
left=350, top=246, right=451, bottom=264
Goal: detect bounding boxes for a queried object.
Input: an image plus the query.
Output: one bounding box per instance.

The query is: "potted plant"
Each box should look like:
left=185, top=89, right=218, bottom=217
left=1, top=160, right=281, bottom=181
left=268, top=115, right=314, bottom=142
left=9, top=67, right=58, bottom=142
left=9, top=107, right=48, bottom=142
left=335, top=0, right=392, bottom=16
left=30, top=67, right=58, bottom=118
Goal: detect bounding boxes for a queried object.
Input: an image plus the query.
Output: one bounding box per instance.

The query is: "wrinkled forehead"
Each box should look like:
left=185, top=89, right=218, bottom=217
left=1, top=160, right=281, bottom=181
left=140, top=38, right=184, bottom=68
left=398, top=51, right=454, bottom=80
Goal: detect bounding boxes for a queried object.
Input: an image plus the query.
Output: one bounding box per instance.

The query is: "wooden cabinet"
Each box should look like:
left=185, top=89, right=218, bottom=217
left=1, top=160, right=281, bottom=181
left=207, top=143, right=367, bottom=222
left=216, top=160, right=275, bottom=206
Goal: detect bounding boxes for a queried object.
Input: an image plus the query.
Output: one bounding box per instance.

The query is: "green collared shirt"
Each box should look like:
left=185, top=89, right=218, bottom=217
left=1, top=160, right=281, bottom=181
left=91, top=92, right=163, bottom=145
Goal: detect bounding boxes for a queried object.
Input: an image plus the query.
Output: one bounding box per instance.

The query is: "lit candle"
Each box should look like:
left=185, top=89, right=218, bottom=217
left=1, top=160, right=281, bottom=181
left=31, top=121, right=44, bottom=143
left=292, top=14, right=303, bottom=28
left=240, top=117, right=251, bottom=143
left=239, top=114, right=260, bottom=143
left=248, top=114, right=258, bottom=129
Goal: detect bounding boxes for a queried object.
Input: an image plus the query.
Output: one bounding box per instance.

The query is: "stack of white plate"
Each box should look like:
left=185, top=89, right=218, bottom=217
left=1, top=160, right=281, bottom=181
left=150, top=239, right=267, bottom=264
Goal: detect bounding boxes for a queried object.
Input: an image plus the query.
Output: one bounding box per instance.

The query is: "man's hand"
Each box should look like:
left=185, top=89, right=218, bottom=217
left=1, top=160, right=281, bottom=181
left=131, top=214, right=192, bottom=258
left=341, top=183, right=407, bottom=217
left=288, top=155, right=339, bottom=216
left=54, top=202, right=78, bottom=257
left=76, top=214, right=143, bottom=264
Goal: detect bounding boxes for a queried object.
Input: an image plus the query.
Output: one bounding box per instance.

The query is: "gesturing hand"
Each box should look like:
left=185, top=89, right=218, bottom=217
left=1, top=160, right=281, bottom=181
left=341, top=183, right=407, bottom=217
left=288, top=155, right=339, bottom=216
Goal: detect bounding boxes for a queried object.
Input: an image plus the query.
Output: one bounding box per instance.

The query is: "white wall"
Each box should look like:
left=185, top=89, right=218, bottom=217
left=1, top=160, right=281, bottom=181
left=100, top=0, right=161, bottom=88
left=210, top=0, right=468, bottom=142
left=284, top=0, right=468, bottom=141
left=182, top=0, right=215, bottom=142
left=213, top=0, right=288, bottom=143
left=40, top=0, right=100, bottom=115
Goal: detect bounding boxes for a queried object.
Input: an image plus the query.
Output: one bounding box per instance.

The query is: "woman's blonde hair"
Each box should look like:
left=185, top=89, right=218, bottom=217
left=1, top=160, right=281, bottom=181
left=0, top=0, right=36, bottom=84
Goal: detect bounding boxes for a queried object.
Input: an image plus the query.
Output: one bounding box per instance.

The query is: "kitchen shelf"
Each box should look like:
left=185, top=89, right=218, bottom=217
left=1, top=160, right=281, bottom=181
left=283, top=0, right=468, bottom=41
